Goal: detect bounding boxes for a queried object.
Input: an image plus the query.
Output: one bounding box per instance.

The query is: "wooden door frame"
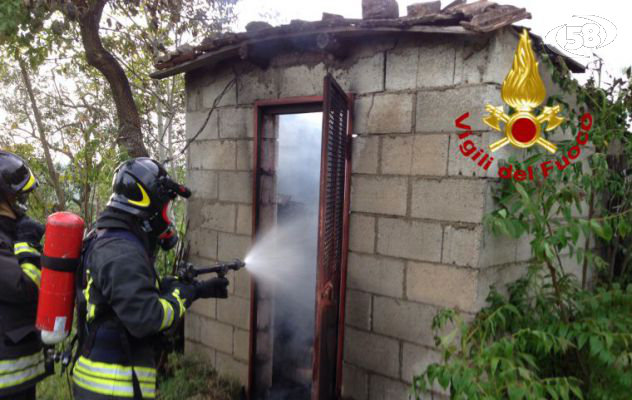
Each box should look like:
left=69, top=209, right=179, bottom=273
left=249, top=94, right=353, bottom=399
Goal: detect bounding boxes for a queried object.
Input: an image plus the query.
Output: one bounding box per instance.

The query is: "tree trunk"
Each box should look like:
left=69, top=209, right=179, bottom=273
left=18, top=57, right=67, bottom=210
left=76, top=0, right=148, bottom=158
left=157, top=93, right=165, bottom=161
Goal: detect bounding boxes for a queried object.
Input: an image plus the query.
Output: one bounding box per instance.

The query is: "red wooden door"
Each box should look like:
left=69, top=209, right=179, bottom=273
left=312, top=74, right=351, bottom=400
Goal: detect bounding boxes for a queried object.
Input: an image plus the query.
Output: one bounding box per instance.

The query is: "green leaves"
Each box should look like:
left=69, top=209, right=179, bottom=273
left=416, top=281, right=632, bottom=399
left=589, top=219, right=613, bottom=241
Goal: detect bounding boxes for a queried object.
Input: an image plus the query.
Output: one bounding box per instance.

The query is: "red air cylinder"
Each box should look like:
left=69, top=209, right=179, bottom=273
left=36, top=212, right=85, bottom=345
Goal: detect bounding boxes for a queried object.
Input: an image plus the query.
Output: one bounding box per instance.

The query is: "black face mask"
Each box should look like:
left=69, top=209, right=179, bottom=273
left=158, top=225, right=179, bottom=251
left=150, top=202, right=179, bottom=251
left=4, top=192, right=29, bottom=218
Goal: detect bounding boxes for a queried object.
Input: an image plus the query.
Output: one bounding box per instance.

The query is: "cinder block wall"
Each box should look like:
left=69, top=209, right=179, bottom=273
left=184, top=62, right=254, bottom=384
left=183, top=27, right=581, bottom=398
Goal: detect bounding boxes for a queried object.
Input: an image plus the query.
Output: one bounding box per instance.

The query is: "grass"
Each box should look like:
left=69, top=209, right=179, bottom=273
left=37, top=365, right=72, bottom=400
left=37, top=353, right=242, bottom=400
left=158, top=353, right=242, bottom=400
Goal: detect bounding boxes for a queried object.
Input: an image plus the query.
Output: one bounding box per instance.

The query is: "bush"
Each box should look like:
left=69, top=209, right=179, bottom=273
left=414, top=270, right=632, bottom=399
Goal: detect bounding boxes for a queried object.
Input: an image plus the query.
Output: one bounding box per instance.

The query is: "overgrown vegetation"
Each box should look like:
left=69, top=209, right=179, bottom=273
left=158, top=353, right=242, bottom=400
left=414, top=59, right=632, bottom=399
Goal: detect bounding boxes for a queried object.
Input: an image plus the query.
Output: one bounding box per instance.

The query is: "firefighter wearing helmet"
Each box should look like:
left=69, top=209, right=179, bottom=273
left=72, top=158, right=229, bottom=400
left=0, top=151, right=49, bottom=400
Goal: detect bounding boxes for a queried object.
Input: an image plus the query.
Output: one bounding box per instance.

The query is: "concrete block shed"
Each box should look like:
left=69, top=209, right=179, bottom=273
left=152, top=1, right=584, bottom=399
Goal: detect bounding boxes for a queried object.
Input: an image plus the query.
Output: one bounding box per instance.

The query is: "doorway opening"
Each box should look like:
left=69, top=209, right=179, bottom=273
left=250, top=76, right=352, bottom=400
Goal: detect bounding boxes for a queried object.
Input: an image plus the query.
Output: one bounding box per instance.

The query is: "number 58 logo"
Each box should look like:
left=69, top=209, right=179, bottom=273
left=545, top=15, right=617, bottom=58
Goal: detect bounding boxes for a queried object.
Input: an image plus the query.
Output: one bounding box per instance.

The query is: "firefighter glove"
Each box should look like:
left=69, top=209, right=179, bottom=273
left=16, top=216, right=45, bottom=246
left=162, top=277, right=197, bottom=308
left=172, top=281, right=198, bottom=308
left=195, top=277, right=229, bottom=299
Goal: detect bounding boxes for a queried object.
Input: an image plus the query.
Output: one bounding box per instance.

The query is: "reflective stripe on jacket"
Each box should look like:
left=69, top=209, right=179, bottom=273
left=72, top=356, right=156, bottom=399
left=72, top=217, right=186, bottom=400
left=0, top=217, right=46, bottom=396
left=0, top=351, right=45, bottom=390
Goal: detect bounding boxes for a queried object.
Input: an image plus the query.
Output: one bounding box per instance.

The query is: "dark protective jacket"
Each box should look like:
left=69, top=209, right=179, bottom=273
left=72, top=209, right=186, bottom=400
left=0, top=216, right=46, bottom=396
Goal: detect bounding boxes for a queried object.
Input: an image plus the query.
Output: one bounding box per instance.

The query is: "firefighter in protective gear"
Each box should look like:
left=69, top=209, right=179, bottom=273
left=72, top=157, right=230, bottom=400
left=0, top=151, right=48, bottom=400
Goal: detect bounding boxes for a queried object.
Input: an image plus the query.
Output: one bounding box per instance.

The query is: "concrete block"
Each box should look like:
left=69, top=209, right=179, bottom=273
left=218, top=107, right=253, bottom=139
left=483, top=29, right=518, bottom=85
left=407, top=1, right=440, bottom=17
left=234, top=268, right=251, bottom=299
left=352, top=136, right=380, bottom=174
left=355, top=94, right=414, bottom=134
left=236, top=140, right=253, bottom=171
left=184, top=340, right=216, bottom=366
left=217, top=295, right=250, bottom=330
left=479, top=227, right=518, bottom=267
left=381, top=134, right=449, bottom=176
left=342, top=362, right=368, bottom=400
left=186, top=109, right=219, bottom=140
left=373, top=296, right=437, bottom=347
left=278, top=63, right=326, bottom=98
left=334, top=51, right=385, bottom=94
left=216, top=352, right=249, bottom=385
left=184, top=312, right=203, bottom=342
left=190, top=140, right=236, bottom=170
left=442, top=225, right=482, bottom=267
left=344, top=327, right=400, bottom=378
left=187, top=170, right=218, bottom=200
left=351, top=176, right=408, bottom=216
left=200, top=317, right=234, bottom=354
left=190, top=298, right=216, bottom=319
left=345, top=289, right=373, bottom=330
left=448, top=131, right=522, bottom=178
left=453, top=36, right=492, bottom=85
left=385, top=42, right=418, bottom=91
left=349, top=213, right=375, bottom=254
left=406, top=262, right=478, bottom=311
left=417, top=41, right=457, bottom=88
left=411, top=178, right=486, bottom=223
left=186, top=85, right=201, bottom=113
left=237, top=68, right=278, bottom=104
left=477, top=263, right=526, bottom=310
left=515, top=232, right=534, bottom=262
left=362, top=0, right=399, bottom=19
left=416, top=85, right=501, bottom=133
left=348, top=252, right=405, bottom=298
left=401, top=343, right=442, bottom=383
left=218, top=232, right=251, bottom=261
left=218, top=171, right=252, bottom=203
left=188, top=227, right=218, bottom=261
left=377, top=218, right=442, bottom=262
left=233, top=329, right=250, bottom=362
left=199, top=202, right=236, bottom=232
left=202, top=72, right=237, bottom=108
left=369, top=375, right=410, bottom=400
left=236, top=205, right=252, bottom=235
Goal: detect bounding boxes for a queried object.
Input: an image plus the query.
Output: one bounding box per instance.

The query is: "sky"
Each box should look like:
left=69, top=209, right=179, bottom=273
left=233, top=0, right=632, bottom=83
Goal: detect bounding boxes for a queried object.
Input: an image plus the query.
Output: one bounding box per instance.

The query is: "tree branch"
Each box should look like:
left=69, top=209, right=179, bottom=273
left=18, top=56, right=67, bottom=209
left=76, top=0, right=148, bottom=158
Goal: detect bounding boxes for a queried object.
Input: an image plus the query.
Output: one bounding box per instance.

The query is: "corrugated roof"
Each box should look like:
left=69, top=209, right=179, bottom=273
left=151, top=0, right=584, bottom=79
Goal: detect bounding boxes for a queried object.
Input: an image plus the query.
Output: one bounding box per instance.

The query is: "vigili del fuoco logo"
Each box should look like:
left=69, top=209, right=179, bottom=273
left=454, top=29, right=593, bottom=181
